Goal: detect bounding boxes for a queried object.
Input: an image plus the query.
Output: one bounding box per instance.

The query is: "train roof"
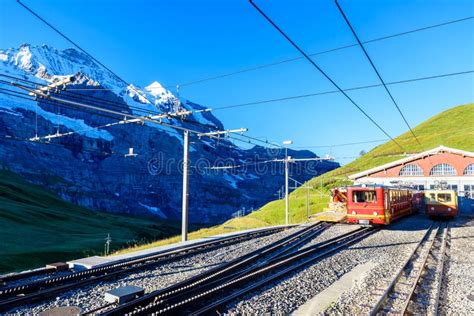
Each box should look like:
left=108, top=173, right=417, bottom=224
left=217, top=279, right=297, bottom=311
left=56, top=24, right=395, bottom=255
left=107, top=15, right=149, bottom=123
left=424, top=189, right=457, bottom=193
left=347, top=184, right=414, bottom=190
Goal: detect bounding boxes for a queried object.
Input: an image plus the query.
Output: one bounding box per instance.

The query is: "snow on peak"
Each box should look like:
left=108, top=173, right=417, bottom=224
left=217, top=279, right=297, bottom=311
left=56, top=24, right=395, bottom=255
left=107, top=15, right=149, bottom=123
left=0, top=44, right=223, bottom=136
left=145, top=81, right=165, bottom=96
left=127, top=84, right=151, bottom=104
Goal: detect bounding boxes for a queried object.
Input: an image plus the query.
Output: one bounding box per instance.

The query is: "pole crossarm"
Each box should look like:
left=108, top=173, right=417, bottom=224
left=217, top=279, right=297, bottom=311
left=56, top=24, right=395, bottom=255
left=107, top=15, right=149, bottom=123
left=28, top=76, right=74, bottom=97
left=272, top=156, right=335, bottom=163
left=197, top=128, right=248, bottom=137
left=11, top=82, right=247, bottom=141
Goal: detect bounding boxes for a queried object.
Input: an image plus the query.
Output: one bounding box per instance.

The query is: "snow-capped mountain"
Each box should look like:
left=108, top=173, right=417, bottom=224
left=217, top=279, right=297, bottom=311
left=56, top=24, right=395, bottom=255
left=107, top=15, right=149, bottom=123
left=0, top=44, right=220, bottom=132
left=0, top=44, right=339, bottom=223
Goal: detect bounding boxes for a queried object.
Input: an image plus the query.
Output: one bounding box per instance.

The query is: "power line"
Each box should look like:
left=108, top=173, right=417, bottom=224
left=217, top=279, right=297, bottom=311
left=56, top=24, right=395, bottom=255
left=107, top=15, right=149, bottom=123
left=334, top=0, right=421, bottom=146
left=293, top=139, right=388, bottom=149
left=0, top=77, right=285, bottom=148
left=0, top=85, right=275, bottom=149
left=249, top=0, right=404, bottom=151
left=0, top=74, right=220, bottom=132
left=3, top=68, right=472, bottom=132
left=2, top=67, right=472, bottom=148
left=208, top=70, right=473, bottom=111
left=0, top=75, right=222, bottom=133
left=174, top=16, right=473, bottom=89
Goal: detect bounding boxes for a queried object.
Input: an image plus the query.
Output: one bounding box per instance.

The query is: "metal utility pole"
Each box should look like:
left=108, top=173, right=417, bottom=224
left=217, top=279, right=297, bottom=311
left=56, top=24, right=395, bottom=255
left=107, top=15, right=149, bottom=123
left=306, top=185, right=310, bottom=220
left=182, top=128, right=247, bottom=242
left=104, top=233, right=112, bottom=256
left=182, top=130, right=189, bottom=242
left=285, top=156, right=290, bottom=225
left=279, top=149, right=334, bottom=226
left=283, top=140, right=293, bottom=226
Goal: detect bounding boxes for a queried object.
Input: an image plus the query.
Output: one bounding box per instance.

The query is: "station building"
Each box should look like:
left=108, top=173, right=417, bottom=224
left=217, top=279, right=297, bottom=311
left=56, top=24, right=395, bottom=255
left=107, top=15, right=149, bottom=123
left=349, top=146, right=474, bottom=202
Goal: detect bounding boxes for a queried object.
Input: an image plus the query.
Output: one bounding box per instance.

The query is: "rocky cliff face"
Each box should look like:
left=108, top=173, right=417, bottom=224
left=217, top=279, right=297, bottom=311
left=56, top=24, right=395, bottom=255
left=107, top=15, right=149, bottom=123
left=0, top=44, right=339, bottom=223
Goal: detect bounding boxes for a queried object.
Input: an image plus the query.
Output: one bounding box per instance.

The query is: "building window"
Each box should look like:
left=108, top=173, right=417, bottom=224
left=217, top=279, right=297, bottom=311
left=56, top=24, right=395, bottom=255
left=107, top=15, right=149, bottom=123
left=464, top=164, right=474, bottom=175
left=429, top=163, right=457, bottom=176
left=399, top=164, right=423, bottom=176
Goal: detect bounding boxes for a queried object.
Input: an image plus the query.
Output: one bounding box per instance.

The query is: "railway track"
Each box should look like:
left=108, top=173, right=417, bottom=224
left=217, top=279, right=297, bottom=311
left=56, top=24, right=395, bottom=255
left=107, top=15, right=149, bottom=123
left=369, top=220, right=450, bottom=315
left=0, top=225, right=289, bottom=312
left=99, top=224, right=378, bottom=315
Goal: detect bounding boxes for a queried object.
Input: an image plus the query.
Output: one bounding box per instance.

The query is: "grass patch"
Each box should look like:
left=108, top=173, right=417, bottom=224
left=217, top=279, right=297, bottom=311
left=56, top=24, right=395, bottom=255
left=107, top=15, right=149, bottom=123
left=0, top=170, right=180, bottom=273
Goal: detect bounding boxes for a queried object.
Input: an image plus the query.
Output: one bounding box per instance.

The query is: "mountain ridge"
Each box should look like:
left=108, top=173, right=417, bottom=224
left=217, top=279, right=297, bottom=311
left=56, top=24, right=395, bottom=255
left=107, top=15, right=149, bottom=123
left=0, top=44, right=339, bottom=223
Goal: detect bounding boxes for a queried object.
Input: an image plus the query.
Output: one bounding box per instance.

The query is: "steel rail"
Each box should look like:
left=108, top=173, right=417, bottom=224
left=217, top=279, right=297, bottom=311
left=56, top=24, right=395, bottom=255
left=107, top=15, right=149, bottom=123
left=433, top=222, right=450, bottom=316
left=0, top=226, right=286, bottom=312
left=368, top=221, right=436, bottom=315
left=100, top=222, right=328, bottom=316
left=114, top=226, right=377, bottom=315
left=173, top=228, right=378, bottom=316
left=400, top=222, right=447, bottom=314
left=0, top=267, right=57, bottom=285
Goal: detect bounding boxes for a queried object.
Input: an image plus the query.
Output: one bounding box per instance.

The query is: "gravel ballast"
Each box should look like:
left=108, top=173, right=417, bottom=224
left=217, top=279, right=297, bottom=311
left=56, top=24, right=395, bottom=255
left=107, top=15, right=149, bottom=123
left=9, top=226, right=302, bottom=314
left=225, top=215, right=433, bottom=315
left=8, top=215, right=474, bottom=315
left=442, top=216, right=474, bottom=315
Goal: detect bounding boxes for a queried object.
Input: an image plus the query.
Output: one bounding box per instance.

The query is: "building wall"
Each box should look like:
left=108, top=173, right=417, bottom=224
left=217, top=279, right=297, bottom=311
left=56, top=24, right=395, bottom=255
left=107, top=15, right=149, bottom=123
left=352, top=150, right=474, bottom=213
left=366, top=152, right=474, bottom=177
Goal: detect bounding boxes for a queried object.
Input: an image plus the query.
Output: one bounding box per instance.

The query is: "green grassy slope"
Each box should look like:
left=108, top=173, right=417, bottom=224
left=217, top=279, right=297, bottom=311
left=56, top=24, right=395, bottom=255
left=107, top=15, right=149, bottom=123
left=0, top=170, right=180, bottom=273
left=242, top=103, right=474, bottom=225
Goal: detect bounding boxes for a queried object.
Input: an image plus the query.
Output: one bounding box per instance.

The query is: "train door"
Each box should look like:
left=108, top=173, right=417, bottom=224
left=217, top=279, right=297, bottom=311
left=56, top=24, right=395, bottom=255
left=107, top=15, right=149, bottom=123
left=384, top=190, right=390, bottom=224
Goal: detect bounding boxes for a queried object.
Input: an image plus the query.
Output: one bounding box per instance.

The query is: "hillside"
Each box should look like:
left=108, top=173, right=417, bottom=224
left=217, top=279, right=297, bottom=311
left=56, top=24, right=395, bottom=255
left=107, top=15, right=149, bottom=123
left=0, top=170, right=180, bottom=273
left=242, top=103, right=474, bottom=225
left=117, top=103, right=473, bottom=254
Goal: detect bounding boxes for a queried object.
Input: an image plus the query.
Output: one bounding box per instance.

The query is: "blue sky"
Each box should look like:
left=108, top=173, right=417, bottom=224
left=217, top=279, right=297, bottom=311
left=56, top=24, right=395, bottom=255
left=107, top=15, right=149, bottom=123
left=1, top=0, right=473, bottom=164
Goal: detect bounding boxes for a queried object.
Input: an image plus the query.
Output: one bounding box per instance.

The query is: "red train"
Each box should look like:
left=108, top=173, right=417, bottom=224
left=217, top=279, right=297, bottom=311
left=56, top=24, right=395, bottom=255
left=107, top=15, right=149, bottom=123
left=346, top=185, right=422, bottom=225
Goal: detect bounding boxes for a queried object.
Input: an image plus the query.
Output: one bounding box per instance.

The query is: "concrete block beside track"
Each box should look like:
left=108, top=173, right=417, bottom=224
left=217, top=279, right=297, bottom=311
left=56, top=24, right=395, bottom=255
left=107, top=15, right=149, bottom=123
left=67, top=225, right=293, bottom=271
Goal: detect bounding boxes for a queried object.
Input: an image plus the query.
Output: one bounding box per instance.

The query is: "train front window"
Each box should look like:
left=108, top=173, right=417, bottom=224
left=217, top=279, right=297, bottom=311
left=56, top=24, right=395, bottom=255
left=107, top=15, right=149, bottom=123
left=437, top=193, right=452, bottom=202
left=353, top=191, right=377, bottom=203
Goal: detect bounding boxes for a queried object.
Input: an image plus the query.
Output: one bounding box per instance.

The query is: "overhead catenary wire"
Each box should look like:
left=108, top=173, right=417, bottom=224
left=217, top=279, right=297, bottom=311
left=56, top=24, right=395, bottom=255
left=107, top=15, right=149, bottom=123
left=3, top=67, right=472, bottom=149
left=334, top=0, right=421, bottom=146
left=0, top=83, right=277, bottom=149
left=248, top=0, right=404, bottom=151
left=3, top=68, right=472, bottom=124
left=293, top=139, right=387, bottom=149
left=2, top=87, right=472, bottom=165
left=172, top=16, right=473, bottom=89
left=206, top=70, right=474, bottom=111
left=0, top=74, right=219, bottom=131
left=0, top=76, right=285, bottom=148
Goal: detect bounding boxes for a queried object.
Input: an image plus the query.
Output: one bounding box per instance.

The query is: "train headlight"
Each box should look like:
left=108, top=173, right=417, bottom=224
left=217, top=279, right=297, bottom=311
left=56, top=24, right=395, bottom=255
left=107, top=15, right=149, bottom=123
left=448, top=208, right=451, bottom=212
left=352, top=211, right=356, bottom=215
left=431, top=207, right=434, bottom=211
left=373, top=211, right=377, bottom=216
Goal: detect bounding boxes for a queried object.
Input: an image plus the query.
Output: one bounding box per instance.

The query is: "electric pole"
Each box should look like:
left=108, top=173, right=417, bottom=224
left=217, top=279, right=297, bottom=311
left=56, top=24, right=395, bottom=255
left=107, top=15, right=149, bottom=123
left=306, top=185, right=310, bottom=220
left=285, top=156, right=290, bottom=225
left=181, top=128, right=248, bottom=242
left=283, top=140, right=293, bottom=226
left=104, top=233, right=112, bottom=256
left=182, top=130, right=189, bottom=242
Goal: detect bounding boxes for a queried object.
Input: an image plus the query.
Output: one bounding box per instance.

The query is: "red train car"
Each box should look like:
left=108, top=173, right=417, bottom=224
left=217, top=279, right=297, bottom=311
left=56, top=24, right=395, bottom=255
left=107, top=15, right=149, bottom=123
left=346, top=185, right=414, bottom=225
